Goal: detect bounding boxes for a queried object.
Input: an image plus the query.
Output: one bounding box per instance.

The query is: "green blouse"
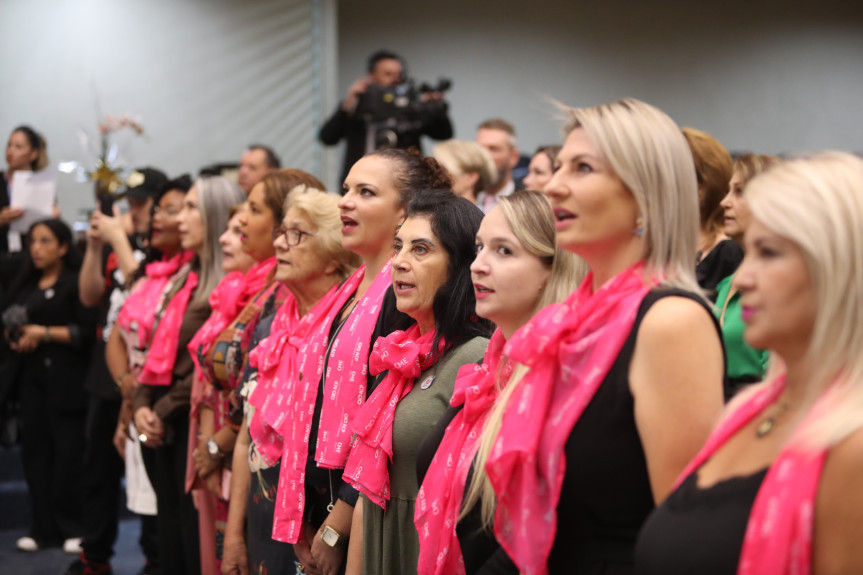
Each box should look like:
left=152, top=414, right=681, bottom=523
left=715, top=274, right=769, bottom=382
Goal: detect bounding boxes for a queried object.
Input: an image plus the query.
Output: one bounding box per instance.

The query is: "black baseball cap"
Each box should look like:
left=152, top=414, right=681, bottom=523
left=119, top=167, right=168, bottom=202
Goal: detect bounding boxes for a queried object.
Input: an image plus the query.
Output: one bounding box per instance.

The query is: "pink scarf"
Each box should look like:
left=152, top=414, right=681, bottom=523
left=415, top=329, right=510, bottom=575
left=187, top=256, right=276, bottom=385
left=672, top=374, right=828, bottom=575
left=245, top=293, right=303, bottom=467
left=183, top=258, right=278, bottom=492
left=116, top=250, right=194, bottom=356
left=271, top=262, right=391, bottom=543
left=485, top=262, right=652, bottom=575
left=116, top=251, right=198, bottom=386
left=343, top=324, right=444, bottom=509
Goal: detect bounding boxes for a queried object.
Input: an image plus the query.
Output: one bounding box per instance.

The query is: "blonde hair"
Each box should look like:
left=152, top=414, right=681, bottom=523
left=460, top=189, right=587, bottom=528
left=745, top=152, right=863, bottom=448
left=284, top=185, right=361, bottom=281
left=562, top=98, right=703, bottom=298
left=433, top=140, right=498, bottom=194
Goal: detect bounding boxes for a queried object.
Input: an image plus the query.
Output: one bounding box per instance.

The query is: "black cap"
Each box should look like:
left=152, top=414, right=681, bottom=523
left=120, top=167, right=168, bottom=202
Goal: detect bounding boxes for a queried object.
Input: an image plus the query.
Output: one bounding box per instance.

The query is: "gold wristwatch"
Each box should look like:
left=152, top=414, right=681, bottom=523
left=319, top=525, right=348, bottom=548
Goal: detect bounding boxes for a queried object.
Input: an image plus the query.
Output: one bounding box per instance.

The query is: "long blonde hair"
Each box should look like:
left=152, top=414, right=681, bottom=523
left=562, top=98, right=703, bottom=298
left=745, top=152, right=863, bottom=448
left=460, top=190, right=586, bottom=527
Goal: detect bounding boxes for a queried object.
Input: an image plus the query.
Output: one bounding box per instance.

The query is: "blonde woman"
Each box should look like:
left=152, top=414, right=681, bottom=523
left=433, top=139, right=497, bottom=204
left=636, top=152, right=863, bottom=574
left=415, top=190, right=585, bottom=574
left=485, top=99, right=725, bottom=574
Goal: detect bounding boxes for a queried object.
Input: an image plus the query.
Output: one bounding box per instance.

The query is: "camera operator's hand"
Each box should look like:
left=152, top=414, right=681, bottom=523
left=342, top=78, right=370, bottom=115
left=419, top=91, right=446, bottom=103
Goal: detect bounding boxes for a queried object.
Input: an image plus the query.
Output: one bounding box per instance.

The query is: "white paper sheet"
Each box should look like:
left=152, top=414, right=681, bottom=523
left=9, top=169, right=57, bottom=233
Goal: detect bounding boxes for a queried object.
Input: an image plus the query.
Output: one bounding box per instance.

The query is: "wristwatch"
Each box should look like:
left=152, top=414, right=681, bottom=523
left=319, top=525, right=348, bottom=548
left=206, top=438, right=224, bottom=459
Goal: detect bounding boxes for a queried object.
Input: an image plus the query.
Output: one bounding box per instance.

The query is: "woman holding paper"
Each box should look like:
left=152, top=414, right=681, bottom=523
left=2, top=126, right=49, bottom=232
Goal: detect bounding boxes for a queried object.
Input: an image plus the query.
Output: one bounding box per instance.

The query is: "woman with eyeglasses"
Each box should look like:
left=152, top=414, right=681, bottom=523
left=186, top=169, right=325, bottom=572
left=221, top=184, right=361, bottom=575
left=270, top=150, right=445, bottom=575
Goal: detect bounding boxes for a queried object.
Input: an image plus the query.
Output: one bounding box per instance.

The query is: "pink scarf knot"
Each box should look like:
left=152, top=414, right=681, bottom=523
left=344, top=325, right=444, bottom=508
left=415, top=328, right=508, bottom=575
left=245, top=295, right=301, bottom=467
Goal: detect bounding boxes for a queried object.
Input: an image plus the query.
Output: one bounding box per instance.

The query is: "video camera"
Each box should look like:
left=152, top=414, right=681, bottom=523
left=356, top=78, right=452, bottom=152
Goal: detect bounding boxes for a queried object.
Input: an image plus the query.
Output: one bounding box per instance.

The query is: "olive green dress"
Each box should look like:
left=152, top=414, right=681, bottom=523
left=362, top=336, right=489, bottom=575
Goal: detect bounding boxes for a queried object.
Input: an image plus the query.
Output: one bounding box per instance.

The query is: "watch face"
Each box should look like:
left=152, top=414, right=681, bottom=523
left=322, top=529, right=338, bottom=547
left=208, top=440, right=219, bottom=456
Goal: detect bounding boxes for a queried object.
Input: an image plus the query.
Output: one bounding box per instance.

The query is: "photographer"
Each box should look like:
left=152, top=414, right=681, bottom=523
left=2, top=219, right=98, bottom=553
left=319, top=49, right=454, bottom=185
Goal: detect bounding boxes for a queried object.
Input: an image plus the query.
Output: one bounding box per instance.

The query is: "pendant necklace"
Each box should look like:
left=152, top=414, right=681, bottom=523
left=755, top=400, right=792, bottom=438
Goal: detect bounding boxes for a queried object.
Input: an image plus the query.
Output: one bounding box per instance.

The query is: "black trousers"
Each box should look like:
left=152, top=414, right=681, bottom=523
left=80, top=395, right=124, bottom=562
left=142, top=412, right=200, bottom=575
left=20, top=388, right=86, bottom=545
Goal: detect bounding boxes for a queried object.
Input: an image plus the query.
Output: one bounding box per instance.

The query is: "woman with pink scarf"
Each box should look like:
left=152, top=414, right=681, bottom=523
left=635, top=153, right=863, bottom=574
left=269, top=150, right=446, bottom=575
left=220, top=184, right=361, bottom=575
left=128, top=175, right=245, bottom=575
left=342, top=190, right=493, bottom=575
left=414, top=190, right=585, bottom=575
left=482, top=99, right=726, bottom=575
left=186, top=170, right=325, bottom=573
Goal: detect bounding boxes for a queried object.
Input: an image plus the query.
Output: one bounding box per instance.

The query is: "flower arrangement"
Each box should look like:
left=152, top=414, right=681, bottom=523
left=60, top=113, right=146, bottom=202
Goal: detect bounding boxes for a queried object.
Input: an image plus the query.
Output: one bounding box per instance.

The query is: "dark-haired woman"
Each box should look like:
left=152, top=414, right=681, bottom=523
left=1, top=126, right=50, bottom=295
left=522, top=145, right=560, bottom=192
left=2, top=219, right=97, bottom=552
left=343, top=191, right=492, bottom=574
left=270, top=150, right=446, bottom=575
left=1, top=126, right=49, bottom=252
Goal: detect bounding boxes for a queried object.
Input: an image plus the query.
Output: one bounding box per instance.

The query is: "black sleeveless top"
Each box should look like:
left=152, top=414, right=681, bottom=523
left=417, top=288, right=724, bottom=575
left=634, top=468, right=768, bottom=575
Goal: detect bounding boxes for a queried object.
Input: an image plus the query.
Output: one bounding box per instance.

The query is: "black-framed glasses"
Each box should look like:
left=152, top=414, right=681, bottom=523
left=272, top=225, right=315, bottom=246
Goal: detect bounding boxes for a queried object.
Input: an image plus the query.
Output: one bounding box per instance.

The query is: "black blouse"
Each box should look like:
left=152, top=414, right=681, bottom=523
left=634, top=468, right=768, bottom=575
left=418, top=288, right=723, bottom=575
left=5, top=267, right=98, bottom=412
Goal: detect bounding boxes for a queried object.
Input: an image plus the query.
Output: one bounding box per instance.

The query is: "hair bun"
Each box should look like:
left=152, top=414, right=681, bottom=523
left=420, top=156, right=453, bottom=190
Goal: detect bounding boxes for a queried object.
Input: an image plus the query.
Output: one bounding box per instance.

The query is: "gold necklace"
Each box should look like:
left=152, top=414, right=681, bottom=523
left=755, top=400, right=792, bottom=438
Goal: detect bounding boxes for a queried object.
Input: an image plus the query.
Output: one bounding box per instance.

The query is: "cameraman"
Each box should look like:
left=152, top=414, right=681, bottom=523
left=319, top=49, right=454, bottom=186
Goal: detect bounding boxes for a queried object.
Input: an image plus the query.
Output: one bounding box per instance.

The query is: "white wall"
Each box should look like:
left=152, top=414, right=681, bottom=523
left=335, top=0, right=863, bottom=166
left=3, top=0, right=861, bottom=221
left=1, top=0, right=334, bottom=227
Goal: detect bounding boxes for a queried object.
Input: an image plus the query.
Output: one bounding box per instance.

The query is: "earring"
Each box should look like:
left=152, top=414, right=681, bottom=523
left=634, top=217, right=645, bottom=237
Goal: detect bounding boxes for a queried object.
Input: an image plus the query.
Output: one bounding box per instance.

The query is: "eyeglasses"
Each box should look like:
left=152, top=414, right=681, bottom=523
left=272, top=225, right=315, bottom=246
left=153, top=205, right=181, bottom=216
